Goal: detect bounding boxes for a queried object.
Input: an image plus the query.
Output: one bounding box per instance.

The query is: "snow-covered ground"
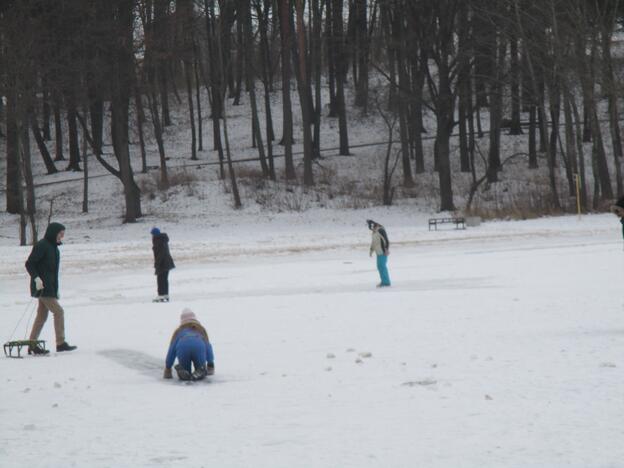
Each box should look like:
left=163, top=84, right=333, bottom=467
left=1, top=213, right=623, bottom=467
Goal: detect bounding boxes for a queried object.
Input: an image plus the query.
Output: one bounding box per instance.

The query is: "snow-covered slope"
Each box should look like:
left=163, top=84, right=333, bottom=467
left=1, top=214, right=622, bottom=467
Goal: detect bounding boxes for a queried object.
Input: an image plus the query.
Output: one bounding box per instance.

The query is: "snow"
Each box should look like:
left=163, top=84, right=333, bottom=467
left=1, top=213, right=623, bottom=467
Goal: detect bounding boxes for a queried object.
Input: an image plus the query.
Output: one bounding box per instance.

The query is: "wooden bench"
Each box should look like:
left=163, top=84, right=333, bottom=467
left=428, top=217, right=466, bottom=231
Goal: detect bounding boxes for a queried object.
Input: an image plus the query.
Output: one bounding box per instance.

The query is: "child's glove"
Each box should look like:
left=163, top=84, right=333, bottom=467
left=163, top=368, right=172, bottom=379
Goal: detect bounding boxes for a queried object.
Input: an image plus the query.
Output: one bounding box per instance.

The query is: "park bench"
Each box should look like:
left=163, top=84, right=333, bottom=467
left=428, top=217, right=466, bottom=231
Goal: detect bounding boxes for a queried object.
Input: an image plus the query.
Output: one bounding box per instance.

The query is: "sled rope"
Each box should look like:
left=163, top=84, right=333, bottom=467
left=6, top=297, right=37, bottom=344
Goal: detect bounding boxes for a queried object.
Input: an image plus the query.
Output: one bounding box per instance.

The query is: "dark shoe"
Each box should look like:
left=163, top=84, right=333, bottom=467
left=174, top=364, right=192, bottom=381
left=28, top=344, right=50, bottom=356
left=192, top=365, right=208, bottom=381
left=206, top=363, right=215, bottom=376
left=56, top=342, right=77, bottom=352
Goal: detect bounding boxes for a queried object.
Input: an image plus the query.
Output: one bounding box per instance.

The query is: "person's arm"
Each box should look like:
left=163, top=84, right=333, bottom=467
left=25, top=242, right=45, bottom=279
left=370, top=233, right=375, bottom=256
left=165, top=337, right=177, bottom=371
left=206, top=342, right=215, bottom=365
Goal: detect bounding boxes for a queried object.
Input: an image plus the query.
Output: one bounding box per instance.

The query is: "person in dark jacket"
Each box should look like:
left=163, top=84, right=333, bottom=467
left=611, top=196, right=624, bottom=243
left=163, top=309, right=215, bottom=381
left=25, top=222, right=77, bottom=354
left=151, top=227, right=175, bottom=302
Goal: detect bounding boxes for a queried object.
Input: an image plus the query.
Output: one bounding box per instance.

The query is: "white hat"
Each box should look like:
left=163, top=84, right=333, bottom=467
left=180, top=308, right=197, bottom=325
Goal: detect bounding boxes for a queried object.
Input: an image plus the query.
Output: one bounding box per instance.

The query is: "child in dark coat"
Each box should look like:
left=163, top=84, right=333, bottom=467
left=151, top=227, right=175, bottom=302
left=611, top=196, right=624, bottom=246
left=163, top=309, right=215, bottom=381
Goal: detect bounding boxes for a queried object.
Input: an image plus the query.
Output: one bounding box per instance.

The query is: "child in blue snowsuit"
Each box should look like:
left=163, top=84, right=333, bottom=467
left=163, top=309, right=215, bottom=381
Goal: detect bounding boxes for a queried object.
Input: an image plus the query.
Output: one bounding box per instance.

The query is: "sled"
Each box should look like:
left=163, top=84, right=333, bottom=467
left=3, top=339, right=47, bottom=358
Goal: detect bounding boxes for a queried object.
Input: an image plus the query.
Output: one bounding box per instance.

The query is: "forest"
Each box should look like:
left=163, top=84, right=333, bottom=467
left=1, top=0, right=623, bottom=239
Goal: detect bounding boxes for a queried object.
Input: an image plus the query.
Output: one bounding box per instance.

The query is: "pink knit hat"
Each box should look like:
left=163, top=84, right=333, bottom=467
left=180, top=308, right=197, bottom=325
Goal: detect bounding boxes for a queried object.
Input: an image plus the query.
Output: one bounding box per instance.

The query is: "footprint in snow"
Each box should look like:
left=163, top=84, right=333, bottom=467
left=600, top=362, right=617, bottom=368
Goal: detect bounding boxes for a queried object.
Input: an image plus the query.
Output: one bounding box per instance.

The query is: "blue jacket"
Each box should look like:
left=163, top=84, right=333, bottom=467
left=165, top=327, right=214, bottom=369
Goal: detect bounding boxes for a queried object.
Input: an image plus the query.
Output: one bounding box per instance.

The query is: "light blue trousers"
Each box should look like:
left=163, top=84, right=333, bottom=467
left=376, top=255, right=391, bottom=286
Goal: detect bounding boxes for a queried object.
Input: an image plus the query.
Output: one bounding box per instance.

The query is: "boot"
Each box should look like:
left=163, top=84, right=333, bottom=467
left=28, top=344, right=50, bottom=356
left=174, top=364, right=192, bottom=381
left=56, top=342, right=77, bottom=352
left=191, top=365, right=208, bottom=381
left=206, top=363, right=215, bottom=376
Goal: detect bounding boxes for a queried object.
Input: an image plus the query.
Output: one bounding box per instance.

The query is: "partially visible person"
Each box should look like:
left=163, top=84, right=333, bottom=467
left=611, top=196, right=624, bottom=245
left=367, top=219, right=391, bottom=288
left=25, top=222, right=77, bottom=355
left=163, top=309, right=215, bottom=381
left=151, top=227, right=175, bottom=302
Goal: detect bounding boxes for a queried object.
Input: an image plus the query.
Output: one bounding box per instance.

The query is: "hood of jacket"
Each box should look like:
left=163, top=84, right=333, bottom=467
left=44, top=222, right=66, bottom=245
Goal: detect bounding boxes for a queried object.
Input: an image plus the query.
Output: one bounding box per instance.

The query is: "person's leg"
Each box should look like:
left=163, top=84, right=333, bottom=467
left=190, top=342, right=208, bottom=380
left=40, top=297, right=66, bottom=345
left=162, top=270, right=169, bottom=296
left=377, top=255, right=391, bottom=286
left=29, top=299, right=50, bottom=341
left=176, top=343, right=193, bottom=374
left=157, top=273, right=166, bottom=296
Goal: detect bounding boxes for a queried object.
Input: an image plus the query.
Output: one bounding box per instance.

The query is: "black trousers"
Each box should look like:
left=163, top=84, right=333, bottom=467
left=157, top=271, right=169, bottom=296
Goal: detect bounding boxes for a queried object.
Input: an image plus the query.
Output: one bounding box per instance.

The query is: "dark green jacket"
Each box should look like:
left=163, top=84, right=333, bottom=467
left=25, top=223, right=65, bottom=298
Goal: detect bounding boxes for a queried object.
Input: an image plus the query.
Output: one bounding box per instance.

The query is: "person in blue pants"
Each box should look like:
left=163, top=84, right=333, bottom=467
left=163, top=309, right=215, bottom=381
left=367, top=219, right=391, bottom=287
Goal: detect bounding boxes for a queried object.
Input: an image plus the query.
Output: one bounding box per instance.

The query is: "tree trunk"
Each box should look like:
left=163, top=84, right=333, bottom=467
left=110, top=0, right=142, bottom=222
left=20, top=119, right=37, bottom=243
left=184, top=61, right=198, bottom=160
left=30, top=112, right=58, bottom=174
left=332, top=0, right=350, bottom=155
left=602, top=27, right=623, bottom=195
left=194, top=45, right=204, bottom=152
left=134, top=86, right=148, bottom=173
left=311, top=0, right=323, bottom=159
left=487, top=32, right=505, bottom=182
left=66, top=96, right=82, bottom=171
left=528, top=105, right=538, bottom=168
left=326, top=0, right=338, bottom=117
left=53, top=96, right=65, bottom=161
left=6, top=90, right=21, bottom=214
left=562, top=91, right=578, bottom=198
left=278, top=0, right=296, bottom=180
left=294, top=0, right=315, bottom=185
left=509, top=32, right=523, bottom=135
left=353, top=0, right=369, bottom=111
left=570, top=95, right=588, bottom=211
left=42, top=85, right=51, bottom=141
left=242, top=0, right=269, bottom=176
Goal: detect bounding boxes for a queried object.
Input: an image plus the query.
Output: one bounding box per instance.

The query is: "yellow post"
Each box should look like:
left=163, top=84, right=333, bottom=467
left=574, top=173, right=581, bottom=219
